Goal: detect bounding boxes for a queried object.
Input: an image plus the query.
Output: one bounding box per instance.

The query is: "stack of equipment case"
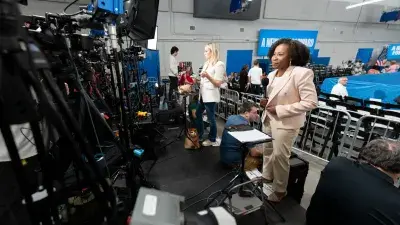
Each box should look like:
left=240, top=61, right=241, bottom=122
left=287, top=153, right=309, bottom=204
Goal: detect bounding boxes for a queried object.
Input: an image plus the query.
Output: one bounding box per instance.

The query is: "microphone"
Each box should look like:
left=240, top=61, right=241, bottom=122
left=261, top=77, right=269, bottom=98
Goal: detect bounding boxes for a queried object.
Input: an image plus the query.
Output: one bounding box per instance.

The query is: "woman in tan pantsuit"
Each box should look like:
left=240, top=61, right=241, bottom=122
left=260, top=39, right=318, bottom=202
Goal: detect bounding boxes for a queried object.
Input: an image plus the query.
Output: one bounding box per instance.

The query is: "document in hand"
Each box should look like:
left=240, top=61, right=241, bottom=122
left=228, top=129, right=272, bottom=143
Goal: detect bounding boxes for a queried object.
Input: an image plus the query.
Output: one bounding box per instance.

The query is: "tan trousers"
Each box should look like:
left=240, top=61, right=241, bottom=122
left=262, top=122, right=299, bottom=193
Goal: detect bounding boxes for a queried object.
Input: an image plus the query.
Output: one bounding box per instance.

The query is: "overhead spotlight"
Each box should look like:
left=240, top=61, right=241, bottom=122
left=345, top=0, right=385, bottom=10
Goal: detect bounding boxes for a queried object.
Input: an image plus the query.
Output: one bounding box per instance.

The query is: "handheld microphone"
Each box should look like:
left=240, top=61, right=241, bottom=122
left=261, top=77, right=269, bottom=98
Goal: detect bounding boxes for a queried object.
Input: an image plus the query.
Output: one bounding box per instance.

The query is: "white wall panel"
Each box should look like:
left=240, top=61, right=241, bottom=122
left=172, top=0, right=193, bottom=13
left=332, top=0, right=400, bottom=7
left=157, top=12, right=172, bottom=37
left=317, top=23, right=357, bottom=41
left=158, top=41, right=257, bottom=77
left=20, top=0, right=80, bottom=15
left=358, top=4, right=386, bottom=23
left=324, top=1, right=361, bottom=22
left=18, top=0, right=400, bottom=75
left=159, top=0, right=170, bottom=12
left=264, top=0, right=329, bottom=21
left=172, top=13, right=256, bottom=38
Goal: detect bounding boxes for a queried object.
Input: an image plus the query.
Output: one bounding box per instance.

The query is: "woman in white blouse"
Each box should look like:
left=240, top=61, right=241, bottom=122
left=196, top=43, right=226, bottom=146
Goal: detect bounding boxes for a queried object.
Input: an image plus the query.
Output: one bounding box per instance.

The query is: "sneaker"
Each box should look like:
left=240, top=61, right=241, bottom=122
left=202, top=139, right=217, bottom=147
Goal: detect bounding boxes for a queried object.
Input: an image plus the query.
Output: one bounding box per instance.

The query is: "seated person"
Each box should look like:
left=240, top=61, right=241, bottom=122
left=330, top=77, right=348, bottom=101
left=306, top=139, right=400, bottom=225
left=367, top=65, right=381, bottom=74
left=389, top=60, right=399, bottom=73
left=220, top=102, right=262, bottom=167
left=179, top=66, right=194, bottom=86
left=178, top=66, right=195, bottom=94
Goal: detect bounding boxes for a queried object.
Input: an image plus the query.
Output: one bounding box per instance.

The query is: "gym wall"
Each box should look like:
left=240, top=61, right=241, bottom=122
left=157, top=0, right=400, bottom=76
left=19, top=0, right=400, bottom=77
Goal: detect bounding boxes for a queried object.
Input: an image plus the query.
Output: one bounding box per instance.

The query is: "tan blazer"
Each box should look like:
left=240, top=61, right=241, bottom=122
left=261, top=66, right=317, bottom=129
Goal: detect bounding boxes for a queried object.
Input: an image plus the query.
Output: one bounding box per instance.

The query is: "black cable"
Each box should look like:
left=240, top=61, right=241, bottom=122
left=20, top=128, right=35, bottom=146
left=24, top=40, right=116, bottom=218
left=182, top=198, right=208, bottom=211
left=185, top=170, right=236, bottom=202
left=0, top=57, right=2, bottom=90
left=63, top=0, right=79, bottom=14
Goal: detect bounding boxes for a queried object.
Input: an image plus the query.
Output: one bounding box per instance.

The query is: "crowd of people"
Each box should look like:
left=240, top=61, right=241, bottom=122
left=166, top=39, right=399, bottom=224
left=168, top=39, right=319, bottom=201
left=368, top=60, right=400, bottom=74
left=227, top=61, right=267, bottom=96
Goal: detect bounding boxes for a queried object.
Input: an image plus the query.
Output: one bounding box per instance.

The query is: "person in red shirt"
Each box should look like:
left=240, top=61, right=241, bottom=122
left=178, top=66, right=195, bottom=94
left=179, top=66, right=194, bottom=85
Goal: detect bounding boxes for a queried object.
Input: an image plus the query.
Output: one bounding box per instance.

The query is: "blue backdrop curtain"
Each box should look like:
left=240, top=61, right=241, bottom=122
left=226, top=50, right=253, bottom=76
left=140, top=50, right=160, bottom=80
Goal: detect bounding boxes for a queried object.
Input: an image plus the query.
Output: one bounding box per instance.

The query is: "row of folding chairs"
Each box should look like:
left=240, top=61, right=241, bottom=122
left=320, top=92, right=400, bottom=110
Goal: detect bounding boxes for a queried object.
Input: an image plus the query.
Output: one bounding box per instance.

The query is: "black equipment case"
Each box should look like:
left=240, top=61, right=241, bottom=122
left=287, top=154, right=309, bottom=204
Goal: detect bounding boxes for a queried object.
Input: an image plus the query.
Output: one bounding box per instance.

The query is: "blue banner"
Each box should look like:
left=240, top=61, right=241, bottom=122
left=257, top=29, right=318, bottom=56
left=356, top=48, right=373, bottom=63
left=387, top=44, right=400, bottom=60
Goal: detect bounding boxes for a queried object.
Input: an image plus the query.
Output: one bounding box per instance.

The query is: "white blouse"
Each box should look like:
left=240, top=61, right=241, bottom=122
left=200, top=61, right=226, bottom=103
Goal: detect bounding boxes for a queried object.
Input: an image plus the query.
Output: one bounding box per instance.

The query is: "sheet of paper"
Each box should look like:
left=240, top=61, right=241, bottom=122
left=228, top=129, right=272, bottom=143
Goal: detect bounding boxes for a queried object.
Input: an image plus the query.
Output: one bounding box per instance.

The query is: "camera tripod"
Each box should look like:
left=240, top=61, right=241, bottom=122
left=204, top=129, right=285, bottom=224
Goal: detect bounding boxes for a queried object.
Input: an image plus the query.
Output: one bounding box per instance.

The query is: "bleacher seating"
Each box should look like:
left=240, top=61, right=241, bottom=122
left=308, top=64, right=353, bottom=87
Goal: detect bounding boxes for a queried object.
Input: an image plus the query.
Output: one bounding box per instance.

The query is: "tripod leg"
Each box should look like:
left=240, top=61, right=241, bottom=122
left=177, top=126, right=185, bottom=139
left=265, top=201, right=286, bottom=223
left=146, top=160, right=157, bottom=177
left=203, top=173, right=240, bottom=208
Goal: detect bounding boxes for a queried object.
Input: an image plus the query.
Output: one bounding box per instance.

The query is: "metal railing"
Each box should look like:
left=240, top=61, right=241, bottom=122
left=217, top=88, right=240, bottom=120
left=342, top=114, right=400, bottom=159
left=293, top=106, right=352, bottom=163
left=215, top=90, right=400, bottom=165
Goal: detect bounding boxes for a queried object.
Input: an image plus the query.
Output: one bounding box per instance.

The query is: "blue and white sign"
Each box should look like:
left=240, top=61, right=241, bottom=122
left=387, top=44, right=400, bottom=60
left=257, top=29, right=319, bottom=56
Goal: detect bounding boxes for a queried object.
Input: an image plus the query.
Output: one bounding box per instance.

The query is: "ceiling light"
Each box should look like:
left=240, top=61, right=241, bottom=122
left=346, top=0, right=385, bottom=10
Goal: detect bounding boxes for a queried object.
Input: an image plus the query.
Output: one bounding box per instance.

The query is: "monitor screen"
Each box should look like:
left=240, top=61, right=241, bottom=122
left=147, top=27, right=158, bottom=50
left=128, top=0, right=159, bottom=41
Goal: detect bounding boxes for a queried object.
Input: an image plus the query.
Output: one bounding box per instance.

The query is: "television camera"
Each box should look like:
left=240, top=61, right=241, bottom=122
left=129, top=188, right=237, bottom=225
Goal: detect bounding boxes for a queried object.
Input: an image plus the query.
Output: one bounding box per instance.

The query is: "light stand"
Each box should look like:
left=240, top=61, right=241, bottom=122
left=203, top=127, right=285, bottom=223
left=108, top=24, right=131, bottom=152
left=1, top=34, right=117, bottom=224
left=105, top=37, right=119, bottom=115
left=204, top=141, right=263, bottom=208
